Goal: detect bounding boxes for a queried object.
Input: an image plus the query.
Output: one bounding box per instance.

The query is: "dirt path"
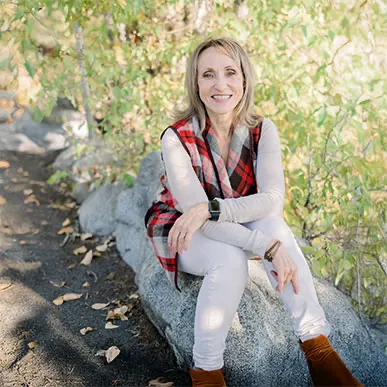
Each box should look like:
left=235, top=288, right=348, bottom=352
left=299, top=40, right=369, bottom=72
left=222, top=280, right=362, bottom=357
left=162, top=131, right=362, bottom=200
left=0, top=150, right=190, bottom=387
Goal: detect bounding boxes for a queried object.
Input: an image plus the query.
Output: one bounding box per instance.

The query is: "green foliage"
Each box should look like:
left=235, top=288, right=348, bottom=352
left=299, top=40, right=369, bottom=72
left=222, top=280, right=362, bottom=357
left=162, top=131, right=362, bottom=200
left=2, top=0, right=386, bottom=323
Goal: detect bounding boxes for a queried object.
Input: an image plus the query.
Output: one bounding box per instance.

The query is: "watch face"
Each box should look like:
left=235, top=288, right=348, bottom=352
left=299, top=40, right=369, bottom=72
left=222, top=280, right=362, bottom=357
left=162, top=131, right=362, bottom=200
left=210, top=200, right=220, bottom=212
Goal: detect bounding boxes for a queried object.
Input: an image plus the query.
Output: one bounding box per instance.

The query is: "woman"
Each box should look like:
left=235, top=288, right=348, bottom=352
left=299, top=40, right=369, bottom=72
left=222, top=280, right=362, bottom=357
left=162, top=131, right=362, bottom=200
left=145, top=37, right=362, bottom=387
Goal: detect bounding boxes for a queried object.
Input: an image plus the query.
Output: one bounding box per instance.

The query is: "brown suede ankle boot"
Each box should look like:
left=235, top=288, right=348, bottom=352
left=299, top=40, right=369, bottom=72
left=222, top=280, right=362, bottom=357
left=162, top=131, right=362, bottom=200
left=189, top=368, right=227, bottom=387
left=300, top=334, right=363, bottom=386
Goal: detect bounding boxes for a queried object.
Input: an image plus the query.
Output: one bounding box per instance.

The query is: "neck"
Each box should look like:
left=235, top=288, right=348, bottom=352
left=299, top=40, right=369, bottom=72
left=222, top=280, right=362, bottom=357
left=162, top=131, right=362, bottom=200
left=207, top=111, right=234, bottom=139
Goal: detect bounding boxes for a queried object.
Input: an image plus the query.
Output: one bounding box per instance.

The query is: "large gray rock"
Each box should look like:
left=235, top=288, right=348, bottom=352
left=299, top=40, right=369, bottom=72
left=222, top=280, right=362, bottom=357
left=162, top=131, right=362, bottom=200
left=79, top=183, right=126, bottom=236
left=115, top=150, right=387, bottom=386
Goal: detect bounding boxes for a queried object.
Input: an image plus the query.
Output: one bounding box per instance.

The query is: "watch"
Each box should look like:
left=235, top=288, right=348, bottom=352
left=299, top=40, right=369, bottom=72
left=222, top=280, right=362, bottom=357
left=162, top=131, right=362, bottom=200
left=208, top=199, right=221, bottom=221
left=264, top=240, right=282, bottom=262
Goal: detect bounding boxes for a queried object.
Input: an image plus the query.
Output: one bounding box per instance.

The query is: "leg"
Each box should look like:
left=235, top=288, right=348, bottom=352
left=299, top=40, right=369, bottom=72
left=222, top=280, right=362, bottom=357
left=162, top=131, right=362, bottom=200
left=245, top=216, right=363, bottom=386
left=243, top=215, right=331, bottom=342
left=178, top=230, right=248, bottom=372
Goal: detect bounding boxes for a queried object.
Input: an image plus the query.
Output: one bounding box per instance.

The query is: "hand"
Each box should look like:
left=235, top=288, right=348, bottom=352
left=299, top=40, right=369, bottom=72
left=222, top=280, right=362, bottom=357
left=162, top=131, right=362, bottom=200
left=268, top=239, right=300, bottom=295
left=168, top=202, right=210, bottom=255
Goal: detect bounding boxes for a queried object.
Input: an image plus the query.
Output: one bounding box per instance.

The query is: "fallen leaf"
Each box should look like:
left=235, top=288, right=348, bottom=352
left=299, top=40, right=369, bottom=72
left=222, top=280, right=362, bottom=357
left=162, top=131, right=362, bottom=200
left=20, top=240, right=27, bottom=245
left=41, top=220, right=48, bottom=225
left=93, top=251, right=101, bottom=257
left=0, top=161, right=10, bottom=169
left=105, top=272, right=115, bottom=280
left=24, top=195, right=40, bottom=205
left=57, top=227, right=73, bottom=235
left=80, top=327, right=96, bottom=335
left=28, top=342, right=38, bottom=349
left=96, top=244, right=108, bottom=252
left=62, top=218, right=71, bottom=227
left=64, top=202, right=77, bottom=208
left=67, top=263, right=77, bottom=270
left=0, top=280, right=12, bottom=291
left=0, top=196, right=6, bottom=205
left=129, top=294, right=139, bottom=300
left=81, top=233, right=93, bottom=240
left=73, top=246, right=87, bottom=255
left=49, top=281, right=66, bottom=288
left=105, top=346, right=120, bottom=363
left=92, top=302, right=109, bottom=310
left=53, top=296, right=64, bottom=305
left=108, top=242, right=116, bottom=247
left=95, top=350, right=106, bottom=357
left=105, top=322, right=119, bottom=329
left=23, top=171, right=29, bottom=177
left=82, top=282, right=90, bottom=287
left=17, top=168, right=23, bottom=173
left=80, top=250, right=93, bottom=265
left=23, top=189, right=33, bottom=195
left=148, top=377, right=174, bottom=387
left=63, top=293, right=82, bottom=301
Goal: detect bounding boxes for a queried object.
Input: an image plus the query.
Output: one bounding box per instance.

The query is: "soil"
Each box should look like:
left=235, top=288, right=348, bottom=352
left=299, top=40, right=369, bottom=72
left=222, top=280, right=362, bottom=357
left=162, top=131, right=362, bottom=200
left=0, top=150, right=191, bottom=387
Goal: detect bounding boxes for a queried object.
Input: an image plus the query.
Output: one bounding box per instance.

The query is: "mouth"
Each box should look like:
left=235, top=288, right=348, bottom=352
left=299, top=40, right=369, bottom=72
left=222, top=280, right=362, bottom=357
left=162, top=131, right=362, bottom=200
left=211, top=94, right=232, bottom=100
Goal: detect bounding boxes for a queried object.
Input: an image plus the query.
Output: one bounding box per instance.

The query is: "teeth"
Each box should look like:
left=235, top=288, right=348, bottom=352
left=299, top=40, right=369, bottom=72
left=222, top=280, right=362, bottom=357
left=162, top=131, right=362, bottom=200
left=213, top=95, right=231, bottom=100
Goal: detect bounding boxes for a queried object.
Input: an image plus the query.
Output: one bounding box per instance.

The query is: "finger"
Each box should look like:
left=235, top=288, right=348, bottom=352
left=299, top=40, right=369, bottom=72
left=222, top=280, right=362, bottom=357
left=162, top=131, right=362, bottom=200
left=270, top=270, right=278, bottom=281
left=183, top=232, right=192, bottom=252
left=291, top=269, right=300, bottom=295
left=277, top=270, right=285, bottom=293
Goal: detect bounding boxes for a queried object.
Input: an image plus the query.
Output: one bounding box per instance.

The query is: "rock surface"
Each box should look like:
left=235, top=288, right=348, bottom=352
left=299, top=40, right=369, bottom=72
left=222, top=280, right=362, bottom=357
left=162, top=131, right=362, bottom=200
left=115, top=150, right=387, bottom=387
left=79, top=183, right=127, bottom=236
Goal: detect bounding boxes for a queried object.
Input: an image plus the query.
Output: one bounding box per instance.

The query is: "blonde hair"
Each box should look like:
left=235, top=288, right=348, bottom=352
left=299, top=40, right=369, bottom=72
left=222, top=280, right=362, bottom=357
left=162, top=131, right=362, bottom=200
left=173, top=37, right=261, bottom=132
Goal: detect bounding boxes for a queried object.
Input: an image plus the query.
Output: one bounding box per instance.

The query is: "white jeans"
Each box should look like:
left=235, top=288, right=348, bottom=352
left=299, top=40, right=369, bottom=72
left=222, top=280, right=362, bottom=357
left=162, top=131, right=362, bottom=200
left=178, top=216, right=331, bottom=371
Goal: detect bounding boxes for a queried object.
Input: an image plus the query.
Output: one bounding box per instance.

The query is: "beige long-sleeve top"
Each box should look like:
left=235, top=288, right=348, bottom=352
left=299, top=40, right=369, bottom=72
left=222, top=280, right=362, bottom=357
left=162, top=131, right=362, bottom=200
left=161, top=118, right=285, bottom=258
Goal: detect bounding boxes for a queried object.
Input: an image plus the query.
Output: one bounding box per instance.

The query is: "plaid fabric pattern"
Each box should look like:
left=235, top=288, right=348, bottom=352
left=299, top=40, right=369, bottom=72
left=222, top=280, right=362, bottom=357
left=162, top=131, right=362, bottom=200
left=144, top=114, right=263, bottom=291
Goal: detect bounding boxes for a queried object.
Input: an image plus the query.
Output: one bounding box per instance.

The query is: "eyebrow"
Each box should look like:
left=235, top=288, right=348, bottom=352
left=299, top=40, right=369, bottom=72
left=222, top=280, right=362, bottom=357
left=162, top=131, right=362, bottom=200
left=201, top=66, right=237, bottom=71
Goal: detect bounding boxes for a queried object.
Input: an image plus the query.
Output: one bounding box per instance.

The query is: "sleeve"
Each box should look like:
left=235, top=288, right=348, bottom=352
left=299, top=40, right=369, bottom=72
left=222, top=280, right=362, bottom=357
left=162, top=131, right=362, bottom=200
left=161, top=128, right=272, bottom=257
left=216, top=118, right=285, bottom=223
left=161, top=128, right=208, bottom=213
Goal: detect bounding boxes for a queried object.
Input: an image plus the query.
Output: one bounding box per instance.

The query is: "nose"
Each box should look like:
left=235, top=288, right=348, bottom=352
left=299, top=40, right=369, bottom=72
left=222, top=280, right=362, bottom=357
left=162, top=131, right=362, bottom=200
left=214, top=73, right=227, bottom=91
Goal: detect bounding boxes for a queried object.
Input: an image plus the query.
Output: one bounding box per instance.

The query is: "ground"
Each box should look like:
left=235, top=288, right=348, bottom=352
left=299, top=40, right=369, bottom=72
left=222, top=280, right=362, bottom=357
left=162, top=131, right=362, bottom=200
left=0, top=150, right=191, bottom=387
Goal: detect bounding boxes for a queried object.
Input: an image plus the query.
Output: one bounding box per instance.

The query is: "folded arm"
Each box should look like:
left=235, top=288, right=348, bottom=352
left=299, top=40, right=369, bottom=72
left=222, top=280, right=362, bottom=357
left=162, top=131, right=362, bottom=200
left=161, top=128, right=272, bottom=256
left=216, top=118, right=285, bottom=223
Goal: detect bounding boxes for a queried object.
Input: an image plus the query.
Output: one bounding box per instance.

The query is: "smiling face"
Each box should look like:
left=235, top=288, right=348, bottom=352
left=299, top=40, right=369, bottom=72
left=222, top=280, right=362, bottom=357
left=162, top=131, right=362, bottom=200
left=197, top=46, right=244, bottom=123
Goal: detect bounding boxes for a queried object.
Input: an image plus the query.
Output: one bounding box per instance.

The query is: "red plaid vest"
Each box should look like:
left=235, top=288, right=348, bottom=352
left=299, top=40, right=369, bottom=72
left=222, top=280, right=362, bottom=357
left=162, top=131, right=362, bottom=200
left=144, top=114, right=263, bottom=291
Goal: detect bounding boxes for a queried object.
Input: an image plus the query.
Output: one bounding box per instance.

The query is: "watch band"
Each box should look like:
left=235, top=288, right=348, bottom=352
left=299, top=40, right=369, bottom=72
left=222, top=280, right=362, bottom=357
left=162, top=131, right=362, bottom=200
left=264, top=240, right=282, bottom=262
left=208, top=200, right=221, bottom=221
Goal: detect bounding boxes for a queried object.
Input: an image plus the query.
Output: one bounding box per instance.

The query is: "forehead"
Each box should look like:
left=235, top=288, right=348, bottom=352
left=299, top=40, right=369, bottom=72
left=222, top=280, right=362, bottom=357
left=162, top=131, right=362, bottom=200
left=197, top=46, right=240, bottom=70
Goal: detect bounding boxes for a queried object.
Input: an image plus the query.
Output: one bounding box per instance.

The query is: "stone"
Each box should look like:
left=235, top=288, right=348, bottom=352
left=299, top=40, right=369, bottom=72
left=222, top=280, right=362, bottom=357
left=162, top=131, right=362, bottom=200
left=79, top=183, right=127, bottom=236
left=115, top=151, right=387, bottom=387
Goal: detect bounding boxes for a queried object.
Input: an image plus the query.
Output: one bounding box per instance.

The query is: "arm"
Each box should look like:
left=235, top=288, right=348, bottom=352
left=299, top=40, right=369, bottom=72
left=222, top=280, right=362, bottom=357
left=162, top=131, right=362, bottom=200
left=216, top=118, right=285, bottom=223
left=161, top=128, right=272, bottom=256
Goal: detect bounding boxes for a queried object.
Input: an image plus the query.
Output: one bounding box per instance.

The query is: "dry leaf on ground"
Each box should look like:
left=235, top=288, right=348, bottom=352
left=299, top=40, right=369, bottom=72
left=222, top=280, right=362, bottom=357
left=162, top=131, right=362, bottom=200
left=105, top=346, right=120, bottom=363
left=23, top=188, right=33, bottom=195
left=65, top=202, right=77, bottom=209
left=105, top=322, right=119, bottom=329
left=82, top=282, right=90, bottom=287
left=41, top=220, right=48, bottom=225
left=53, top=293, right=82, bottom=305
left=49, top=280, right=66, bottom=288
left=81, top=250, right=93, bottom=265
left=28, top=342, right=38, bottom=349
left=106, top=306, right=129, bottom=321
left=74, top=246, right=87, bottom=255
left=0, top=280, right=12, bottom=291
left=58, top=227, right=73, bottom=234
left=148, top=377, right=174, bottom=387
left=0, top=161, right=10, bottom=168
left=92, top=302, right=109, bottom=310
left=95, top=350, right=106, bottom=357
left=96, top=244, right=108, bottom=252
left=24, top=195, right=40, bottom=205
left=67, top=263, right=77, bottom=270
left=63, top=293, right=82, bottom=301
left=129, top=294, right=139, bottom=300
left=0, top=196, right=7, bottom=205
left=81, top=233, right=93, bottom=240
left=62, top=218, right=71, bottom=227
left=80, top=327, right=96, bottom=335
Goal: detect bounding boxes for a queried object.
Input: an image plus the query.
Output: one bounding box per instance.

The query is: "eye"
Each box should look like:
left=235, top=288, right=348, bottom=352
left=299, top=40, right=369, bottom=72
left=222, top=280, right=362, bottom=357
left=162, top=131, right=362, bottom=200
left=203, top=72, right=214, bottom=78
left=226, top=70, right=236, bottom=77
